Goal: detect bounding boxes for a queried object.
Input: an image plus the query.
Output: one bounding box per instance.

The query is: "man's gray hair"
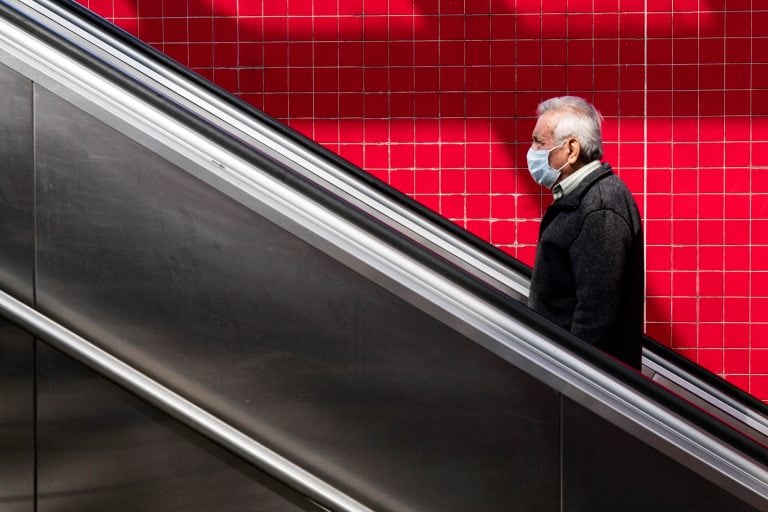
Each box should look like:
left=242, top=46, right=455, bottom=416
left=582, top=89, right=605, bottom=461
left=537, top=96, right=604, bottom=161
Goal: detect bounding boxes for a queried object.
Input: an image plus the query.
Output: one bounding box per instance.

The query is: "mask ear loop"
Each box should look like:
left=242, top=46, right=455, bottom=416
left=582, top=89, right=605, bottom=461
left=548, top=139, right=569, bottom=173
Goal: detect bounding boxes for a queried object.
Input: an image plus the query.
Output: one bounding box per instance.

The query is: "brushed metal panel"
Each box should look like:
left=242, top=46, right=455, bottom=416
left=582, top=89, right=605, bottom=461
left=34, top=88, right=561, bottom=510
left=0, top=58, right=35, bottom=512
left=562, top=397, right=761, bottom=512
left=0, top=319, right=34, bottom=512
left=36, top=342, right=326, bottom=512
left=0, top=62, right=34, bottom=304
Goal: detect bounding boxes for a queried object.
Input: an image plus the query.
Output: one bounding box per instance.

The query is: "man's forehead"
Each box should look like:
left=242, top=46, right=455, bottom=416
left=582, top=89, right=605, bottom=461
left=532, top=112, right=557, bottom=139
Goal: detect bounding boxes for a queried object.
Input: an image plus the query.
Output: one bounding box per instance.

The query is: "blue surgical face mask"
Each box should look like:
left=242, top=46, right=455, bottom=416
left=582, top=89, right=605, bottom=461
left=526, top=140, right=568, bottom=189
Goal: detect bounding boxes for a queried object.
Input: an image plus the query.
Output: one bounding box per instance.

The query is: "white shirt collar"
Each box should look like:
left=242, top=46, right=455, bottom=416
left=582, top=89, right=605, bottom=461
left=552, top=160, right=602, bottom=200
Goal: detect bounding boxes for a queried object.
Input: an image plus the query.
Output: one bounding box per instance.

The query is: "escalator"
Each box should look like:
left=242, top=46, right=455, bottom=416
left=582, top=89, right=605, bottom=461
left=37, top=0, right=768, bottom=448
left=0, top=1, right=767, bottom=511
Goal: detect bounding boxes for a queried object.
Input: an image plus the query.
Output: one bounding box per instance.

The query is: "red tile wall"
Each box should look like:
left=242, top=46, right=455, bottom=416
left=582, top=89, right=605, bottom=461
left=76, top=0, right=768, bottom=402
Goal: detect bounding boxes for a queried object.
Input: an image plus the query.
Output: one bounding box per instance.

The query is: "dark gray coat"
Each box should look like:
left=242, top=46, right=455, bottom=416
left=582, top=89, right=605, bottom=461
left=528, top=164, right=644, bottom=368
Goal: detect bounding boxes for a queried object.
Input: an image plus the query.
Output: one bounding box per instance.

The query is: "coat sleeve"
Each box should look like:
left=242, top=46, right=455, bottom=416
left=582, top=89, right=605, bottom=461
left=568, top=209, right=633, bottom=345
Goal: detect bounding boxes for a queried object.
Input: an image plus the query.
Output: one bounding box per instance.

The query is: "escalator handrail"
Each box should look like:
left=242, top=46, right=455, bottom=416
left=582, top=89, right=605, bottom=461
left=37, top=0, right=768, bottom=428
left=31, top=0, right=531, bottom=302
left=0, top=289, right=375, bottom=512
left=642, top=338, right=768, bottom=438
left=2, top=1, right=768, bottom=505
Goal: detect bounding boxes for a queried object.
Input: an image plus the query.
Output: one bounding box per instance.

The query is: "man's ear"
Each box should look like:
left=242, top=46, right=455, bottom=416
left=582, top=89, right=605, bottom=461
left=566, top=137, right=581, bottom=164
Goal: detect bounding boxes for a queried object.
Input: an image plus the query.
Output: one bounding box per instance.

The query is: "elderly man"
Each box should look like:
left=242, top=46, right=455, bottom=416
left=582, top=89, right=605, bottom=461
left=526, top=96, right=644, bottom=369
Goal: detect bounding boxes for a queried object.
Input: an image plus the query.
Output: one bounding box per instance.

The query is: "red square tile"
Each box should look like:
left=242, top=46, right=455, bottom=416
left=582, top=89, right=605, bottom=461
left=137, top=0, right=162, bottom=17
left=593, top=13, right=619, bottom=37
left=755, top=63, right=768, bottom=89
left=188, top=0, right=213, bottom=16
left=467, top=195, right=491, bottom=218
left=593, top=39, right=619, bottom=64
left=262, top=93, right=288, bottom=118
left=749, top=297, right=768, bottom=323
left=189, top=18, right=214, bottom=43
left=338, top=93, right=363, bottom=116
left=163, top=0, right=187, bottom=16
left=389, top=169, right=415, bottom=193
left=725, top=63, right=751, bottom=90
left=725, top=246, right=750, bottom=272
left=698, top=348, right=724, bottom=372
left=698, top=169, right=724, bottom=193
left=163, top=43, right=188, bottom=66
left=114, top=0, right=138, bottom=17
left=490, top=193, right=515, bottom=218
left=752, top=325, right=768, bottom=348
left=212, top=67, right=238, bottom=91
left=646, top=12, right=673, bottom=37
left=671, top=10, right=699, bottom=34
left=87, top=0, right=113, bottom=15
left=699, top=194, right=724, bottom=216
left=414, top=119, right=439, bottom=142
left=440, top=142, right=465, bottom=165
left=568, top=40, right=596, bottom=66
left=670, top=323, right=698, bottom=348
left=672, top=245, right=697, bottom=271
left=288, top=92, right=314, bottom=118
left=752, top=246, right=768, bottom=271
left=237, top=0, right=262, bottom=16
left=438, top=168, right=464, bottom=194
left=673, top=91, right=700, bottom=117
left=646, top=194, right=672, bottom=220
left=700, top=245, right=725, bottom=271
left=699, top=220, right=724, bottom=245
left=415, top=169, right=440, bottom=193
left=647, top=270, right=672, bottom=297
left=647, top=173, right=672, bottom=200
left=724, top=272, right=749, bottom=298
left=725, top=11, right=752, bottom=37
left=441, top=194, right=465, bottom=220
left=671, top=220, right=697, bottom=246
left=138, top=17, right=163, bottom=43
left=672, top=271, right=697, bottom=296
left=465, top=170, right=490, bottom=193
left=212, top=17, right=238, bottom=42
left=699, top=38, right=725, bottom=64
left=213, top=42, right=237, bottom=66
left=724, top=297, right=750, bottom=323
left=699, top=271, right=724, bottom=296
left=646, top=220, right=671, bottom=245
left=725, top=194, right=750, bottom=218
left=724, top=322, right=750, bottom=348
left=465, top=143, right=490, bottom=168
left=647, top=68, right=673, bottom=93
left=724, top=349, right=750, bottom=374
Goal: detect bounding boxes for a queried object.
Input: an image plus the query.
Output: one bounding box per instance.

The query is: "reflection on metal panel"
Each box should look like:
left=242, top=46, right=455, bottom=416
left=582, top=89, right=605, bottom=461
left=561, top=397, right=760, bottom=512
left=0, top=61, right=34, bottom=512
left=0, top=62, right=34, bottom=304
left=35, top=342, right=325, bottom=512
left=0, top=319, right=34, bottom=512
left=33, top=85, right=562, bottom=511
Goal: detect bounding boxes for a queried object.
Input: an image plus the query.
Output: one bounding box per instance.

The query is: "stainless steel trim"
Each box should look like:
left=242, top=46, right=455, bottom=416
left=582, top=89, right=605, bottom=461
left=643, top=349, right=768, bottom=444
left=0, top=288, right=367, bottom=512
left=0, top=2, right=765, bottom=508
